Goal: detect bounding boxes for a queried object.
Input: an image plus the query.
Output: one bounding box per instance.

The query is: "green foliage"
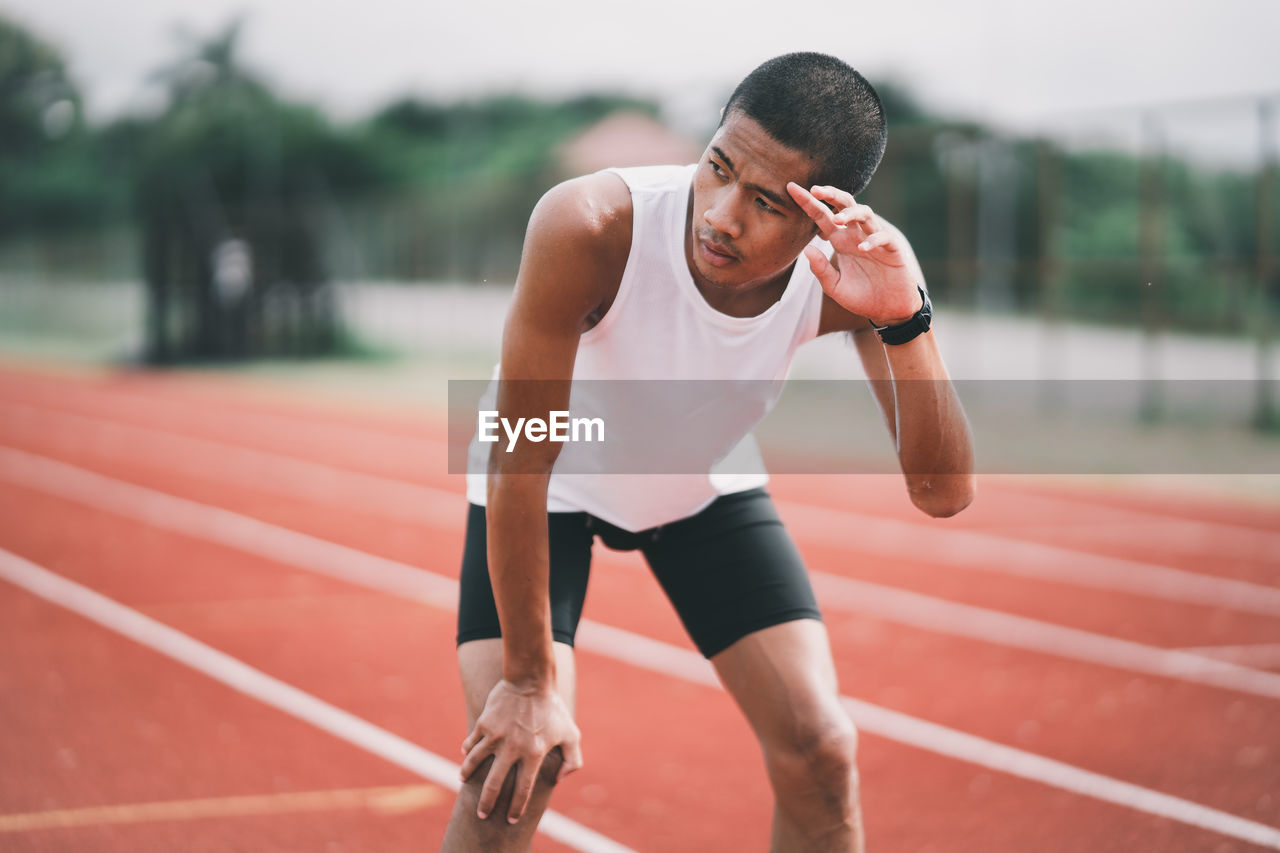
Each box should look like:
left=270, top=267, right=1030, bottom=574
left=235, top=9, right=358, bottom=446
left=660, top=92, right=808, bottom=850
left=0, top=15, right=80, bottom=156
left=359, top=91, right=657, bottom=187
left=135, top=18, right=396, bottom=214
left=343, top=92, right=662, bottom=281
left=1049, top=147, right=1272, bottom=331
left=0, top=11, right=1274, bottom=339
left=0, top=14, right=104, bottom=234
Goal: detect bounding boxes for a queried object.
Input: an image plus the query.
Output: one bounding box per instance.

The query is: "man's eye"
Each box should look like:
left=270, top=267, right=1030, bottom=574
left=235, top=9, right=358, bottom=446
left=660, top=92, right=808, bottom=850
left=756, top=197, right=778, bottom=214
left=710, top=161, right=727, bottom=176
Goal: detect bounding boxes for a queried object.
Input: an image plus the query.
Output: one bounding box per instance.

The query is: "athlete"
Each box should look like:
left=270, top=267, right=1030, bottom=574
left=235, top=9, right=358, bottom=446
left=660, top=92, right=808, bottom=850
left=440, top=53, right=975, bottom=852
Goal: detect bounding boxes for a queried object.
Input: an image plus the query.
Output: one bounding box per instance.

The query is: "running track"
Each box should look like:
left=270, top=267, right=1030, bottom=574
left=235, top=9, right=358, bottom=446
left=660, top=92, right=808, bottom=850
left=1, top=362, right=1278, bottom=852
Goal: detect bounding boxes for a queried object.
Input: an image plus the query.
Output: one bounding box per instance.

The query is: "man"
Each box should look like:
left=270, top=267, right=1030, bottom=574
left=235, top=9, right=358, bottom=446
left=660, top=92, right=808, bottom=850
left=441, top=52, right=975, bottom=852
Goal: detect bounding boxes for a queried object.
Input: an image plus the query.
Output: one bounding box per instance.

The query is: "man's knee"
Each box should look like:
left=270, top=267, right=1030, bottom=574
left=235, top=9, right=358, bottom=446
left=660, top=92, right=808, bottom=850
left=461, top=747, right=566, bottom=800
left=538, top=746, right=565, bottom=788
left=765, top=709, right=860, bottom=798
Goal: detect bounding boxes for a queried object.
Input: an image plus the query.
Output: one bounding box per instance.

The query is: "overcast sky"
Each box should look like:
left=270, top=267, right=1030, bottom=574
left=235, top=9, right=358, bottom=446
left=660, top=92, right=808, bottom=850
left=4, top=0, right=1278, bottom=160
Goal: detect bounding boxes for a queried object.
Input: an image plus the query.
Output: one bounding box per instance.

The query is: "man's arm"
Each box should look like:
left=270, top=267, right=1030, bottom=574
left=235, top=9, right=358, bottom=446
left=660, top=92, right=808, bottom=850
left=848, top=316, right=975, bottom=517
left=794, top=182, right=976, bottom=518
left=457, top=171, right=632, bottom=824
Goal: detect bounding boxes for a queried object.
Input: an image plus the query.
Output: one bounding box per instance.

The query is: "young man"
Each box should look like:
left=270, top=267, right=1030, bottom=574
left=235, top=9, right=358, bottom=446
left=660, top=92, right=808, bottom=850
left=441, top=53, right=975, bottom=852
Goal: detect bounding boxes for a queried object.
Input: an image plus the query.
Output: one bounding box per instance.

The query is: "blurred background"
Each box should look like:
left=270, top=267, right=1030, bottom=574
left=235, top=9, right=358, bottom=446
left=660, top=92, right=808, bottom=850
left=1, top=0, right=1278, bottom=477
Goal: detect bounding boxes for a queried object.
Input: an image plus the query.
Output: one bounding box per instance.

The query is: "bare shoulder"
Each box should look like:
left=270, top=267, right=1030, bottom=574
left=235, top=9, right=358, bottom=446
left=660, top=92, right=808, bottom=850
left=526, top=170, right=633, bottom=274
left=500, top=173, right=633, bottom=378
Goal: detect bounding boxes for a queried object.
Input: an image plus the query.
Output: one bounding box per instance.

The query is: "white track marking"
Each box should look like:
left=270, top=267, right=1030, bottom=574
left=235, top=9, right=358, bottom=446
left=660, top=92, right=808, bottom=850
left=0, top=384, right=435, bottom=465
left=809, top=573, right=1280, bottom=700
left=6, top=386, right=1280, bottom=556
left=2, top=400, right=1279, bottom=619
left=0, top=447, right=460, bottom=609
left=1176, top=644, right=1280, bottom=669
left=778, top=501, right=1280, bottom=618
left=934, top=483, right=1280, bottom=563
left=0, top=549, right=634, bottom=853
left=0, top=401, right=456, bottom=524
left=586, top=546, right=1280, bottom=701
left=966, top=518, right=1276, bottom=566
left=2, top=450, right=1279, bottom=847
left=839, top=697, right=1280, bottom=849
left=3, top=444, right=1279, bottom=702
left=0, top=785, right=445, bottom=831
left=572, top=623, right=1280, bottom=850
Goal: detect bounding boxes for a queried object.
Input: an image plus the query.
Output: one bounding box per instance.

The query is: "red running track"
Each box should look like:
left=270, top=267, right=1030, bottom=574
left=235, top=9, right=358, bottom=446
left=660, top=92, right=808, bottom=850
left=0, top=361, right=1278, bottom=852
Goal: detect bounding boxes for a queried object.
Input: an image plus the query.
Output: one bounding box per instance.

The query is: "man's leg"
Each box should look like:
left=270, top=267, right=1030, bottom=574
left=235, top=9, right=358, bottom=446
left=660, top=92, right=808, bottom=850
left=712, top=619, right=864, bottom=853
left=440, top=638, right=577, bottom=853
left=637, top=489, right=858, bottom=850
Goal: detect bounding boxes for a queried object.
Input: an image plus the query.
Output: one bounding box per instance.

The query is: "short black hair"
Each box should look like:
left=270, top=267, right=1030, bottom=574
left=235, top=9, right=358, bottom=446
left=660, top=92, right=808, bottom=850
left=721, top=52, right=887, bottom=196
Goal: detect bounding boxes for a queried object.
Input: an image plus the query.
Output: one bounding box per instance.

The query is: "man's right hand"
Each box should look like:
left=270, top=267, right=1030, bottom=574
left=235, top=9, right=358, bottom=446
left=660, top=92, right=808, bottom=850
left=458, top=678, right=584, bottom=824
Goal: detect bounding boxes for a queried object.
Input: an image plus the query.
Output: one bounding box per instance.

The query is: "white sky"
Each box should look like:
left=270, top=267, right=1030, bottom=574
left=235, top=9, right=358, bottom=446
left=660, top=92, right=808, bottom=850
left=4, top=0, right=1279, bottom=161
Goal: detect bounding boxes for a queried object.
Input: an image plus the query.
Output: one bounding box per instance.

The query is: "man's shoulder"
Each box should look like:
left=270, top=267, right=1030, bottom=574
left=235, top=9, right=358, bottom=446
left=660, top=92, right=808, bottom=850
left=515, top=172, right=635, bottom=325
left=532, top=171, right=634, bottom=257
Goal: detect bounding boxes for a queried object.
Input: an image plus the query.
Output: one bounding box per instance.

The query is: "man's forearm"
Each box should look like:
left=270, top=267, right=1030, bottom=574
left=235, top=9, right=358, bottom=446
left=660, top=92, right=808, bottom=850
left=860, top=329, right=975, bottom=517
left=486, top=473, right=557, bottom=685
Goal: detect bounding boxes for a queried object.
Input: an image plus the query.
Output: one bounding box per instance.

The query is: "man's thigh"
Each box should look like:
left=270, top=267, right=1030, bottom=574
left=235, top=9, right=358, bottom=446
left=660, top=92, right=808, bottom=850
left=710, top=618, right=843, bottom=747
left=641, top=488, right=823, bottom=659
left=456, top=639, right=579, bottom=726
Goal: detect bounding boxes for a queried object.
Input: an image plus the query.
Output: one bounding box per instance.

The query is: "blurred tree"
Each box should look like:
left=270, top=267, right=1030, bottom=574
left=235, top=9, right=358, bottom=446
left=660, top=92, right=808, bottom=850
left=0, top=14, right=106, bottom=235
left=353, top=92, right=659, bottom=281
left=0, top=15, right=80, bottom=156
left=136, top=16, right=392, bottom=362
left=1, top=11, right=1270, bottom=342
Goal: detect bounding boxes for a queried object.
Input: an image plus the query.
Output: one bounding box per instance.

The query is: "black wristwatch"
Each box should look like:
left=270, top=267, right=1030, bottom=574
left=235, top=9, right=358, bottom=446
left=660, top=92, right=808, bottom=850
left=871, top=285, right=932, bottom=345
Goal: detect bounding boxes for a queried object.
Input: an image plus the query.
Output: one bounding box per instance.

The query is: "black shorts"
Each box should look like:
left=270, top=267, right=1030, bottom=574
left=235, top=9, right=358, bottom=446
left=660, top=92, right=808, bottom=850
left=457, top=488, right=822, bottom=659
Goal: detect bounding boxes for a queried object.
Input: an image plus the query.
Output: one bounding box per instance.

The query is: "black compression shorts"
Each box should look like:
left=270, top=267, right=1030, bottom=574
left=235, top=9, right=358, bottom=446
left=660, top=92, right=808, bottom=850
left=457, top=487, right=822, bottom=659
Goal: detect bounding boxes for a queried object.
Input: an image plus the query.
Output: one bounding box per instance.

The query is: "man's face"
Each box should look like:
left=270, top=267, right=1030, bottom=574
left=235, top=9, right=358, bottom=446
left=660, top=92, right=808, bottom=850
left=686, top=111, right=821, bottom=293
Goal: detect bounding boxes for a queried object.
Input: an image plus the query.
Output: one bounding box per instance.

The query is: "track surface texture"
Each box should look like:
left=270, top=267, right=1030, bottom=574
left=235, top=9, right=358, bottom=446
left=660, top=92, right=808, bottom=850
left=1, top=361, right=1278, bottom=852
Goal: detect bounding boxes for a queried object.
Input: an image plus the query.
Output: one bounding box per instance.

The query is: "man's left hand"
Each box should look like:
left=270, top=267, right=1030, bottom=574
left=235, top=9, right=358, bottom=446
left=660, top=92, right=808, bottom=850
left=786, top=182, right=925, bottom=328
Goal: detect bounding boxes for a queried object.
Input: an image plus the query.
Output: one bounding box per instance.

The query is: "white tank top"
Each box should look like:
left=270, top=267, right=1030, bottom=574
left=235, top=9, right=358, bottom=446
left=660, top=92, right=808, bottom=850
left=466, top=164, right=825, bottom=531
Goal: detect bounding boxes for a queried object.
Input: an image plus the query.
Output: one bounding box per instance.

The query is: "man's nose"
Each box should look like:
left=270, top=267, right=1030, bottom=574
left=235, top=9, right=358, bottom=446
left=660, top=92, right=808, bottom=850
left=704, top=193, right=743, bottom=240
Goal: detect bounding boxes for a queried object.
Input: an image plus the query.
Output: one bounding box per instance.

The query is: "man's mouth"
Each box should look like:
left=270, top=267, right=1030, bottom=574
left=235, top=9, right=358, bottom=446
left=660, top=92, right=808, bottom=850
left=698, top=236, right=737, bottom=267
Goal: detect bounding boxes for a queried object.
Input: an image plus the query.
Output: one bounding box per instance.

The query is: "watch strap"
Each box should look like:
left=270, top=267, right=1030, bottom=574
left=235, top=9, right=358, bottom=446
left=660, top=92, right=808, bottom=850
left=872, top=285, right=932, bottom=345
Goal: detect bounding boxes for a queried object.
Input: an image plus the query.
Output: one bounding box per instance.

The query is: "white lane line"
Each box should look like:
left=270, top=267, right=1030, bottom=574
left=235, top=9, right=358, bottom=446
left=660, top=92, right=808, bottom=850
left=9, top=377, right=1277, bottom=545
left=0, top=549, right=634, bottom=853
left=0, top=446, right=460, bottom=609
left=2, top=449, right=1278, bottom=847
left=811, top=573, right=1280, bottom=700
left=0, top=401, right=456, bottom=525
left=777, top=501, right=1280, bottom=618
left=7, top=387, right=1280, bottom=567
left=3, top=401, right=1279, bottom=619
left=4, top=444, right=1279, bottom=703
left=840, top=697, right=1280, bottom=850
left=965, top=519, right=1275, bottom=566
left=10, top=438, right=1280, bottom=696
left=574, top=623, right=1280, bottom=850
left=1176, top=644, right=1280, bottom=669
left=0, top=384, right=434, bottom=465
left=0, top=785, right=446, bottom=831
left=585, top=547, right=1280, bottom=702
left=931, top=483, right=1280, bottom=561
